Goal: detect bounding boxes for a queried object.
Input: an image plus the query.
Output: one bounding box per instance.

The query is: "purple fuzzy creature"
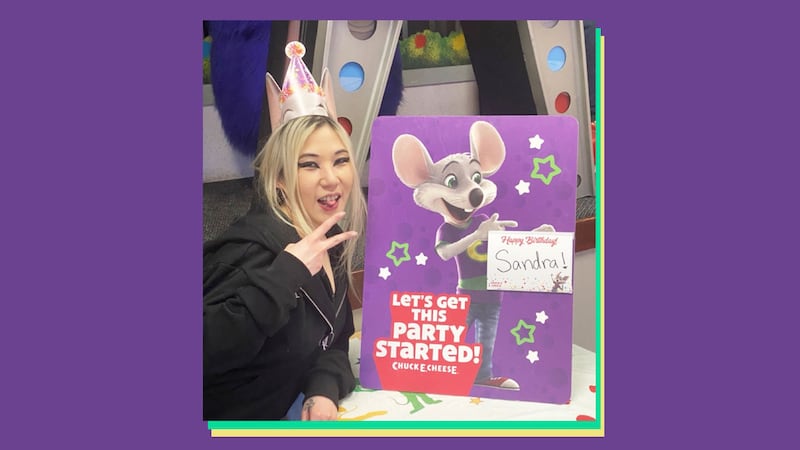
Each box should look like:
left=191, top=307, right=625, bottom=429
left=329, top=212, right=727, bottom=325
left=208, top=21, right=272, bottom=156
left=208, top=21, right=404, bottom=157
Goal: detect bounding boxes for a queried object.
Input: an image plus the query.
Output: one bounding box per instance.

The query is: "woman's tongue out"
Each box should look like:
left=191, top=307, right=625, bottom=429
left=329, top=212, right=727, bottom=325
left=318, top=194, right=341, bottom=211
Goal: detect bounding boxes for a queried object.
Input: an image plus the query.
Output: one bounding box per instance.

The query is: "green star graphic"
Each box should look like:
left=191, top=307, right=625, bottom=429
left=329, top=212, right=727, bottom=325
left=354, top=380, right=376, bottom=392
left=385, top=241, right=411, bottom=267
left=510, top=319, right=536, bottom=345
left=530, top=154, right=562, bottom=185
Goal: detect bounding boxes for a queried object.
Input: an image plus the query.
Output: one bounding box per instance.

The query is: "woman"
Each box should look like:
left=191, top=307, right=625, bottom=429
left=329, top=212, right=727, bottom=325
left=203, top=114, right=366, bottom=420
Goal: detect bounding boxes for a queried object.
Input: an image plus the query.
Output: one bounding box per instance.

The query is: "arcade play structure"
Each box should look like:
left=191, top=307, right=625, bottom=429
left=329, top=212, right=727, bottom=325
left=306, top=20, right=595, bottom=197
left=204, top=20, right=596, bottom=198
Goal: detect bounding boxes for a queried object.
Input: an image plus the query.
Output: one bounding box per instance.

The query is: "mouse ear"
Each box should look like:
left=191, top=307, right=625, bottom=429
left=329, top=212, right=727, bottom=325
left=265, top=72, right=283, bottom=133
left=319, top=67, right=337, bottom=121
left=469, top=121, right=506, bottom=175
left=392, top=134, right=434, bottom=188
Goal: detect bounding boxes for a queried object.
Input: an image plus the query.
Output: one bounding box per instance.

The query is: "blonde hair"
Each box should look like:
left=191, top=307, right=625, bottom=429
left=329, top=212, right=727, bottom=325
left=253, top=115, right=366, bottom=296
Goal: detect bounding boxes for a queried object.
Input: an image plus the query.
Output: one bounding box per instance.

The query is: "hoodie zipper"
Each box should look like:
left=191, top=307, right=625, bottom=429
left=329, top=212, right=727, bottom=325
left=297, top=286, right=345, bottom=350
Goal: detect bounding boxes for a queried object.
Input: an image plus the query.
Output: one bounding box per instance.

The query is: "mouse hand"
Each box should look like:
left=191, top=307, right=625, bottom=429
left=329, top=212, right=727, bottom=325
left=531, top=223, right=556, bottom=233
left=476, top=213, right=519, bottom=240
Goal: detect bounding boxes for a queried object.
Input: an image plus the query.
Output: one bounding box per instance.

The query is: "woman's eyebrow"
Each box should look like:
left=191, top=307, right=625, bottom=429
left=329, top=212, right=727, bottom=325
left=299, top=149, right=348, bottom=159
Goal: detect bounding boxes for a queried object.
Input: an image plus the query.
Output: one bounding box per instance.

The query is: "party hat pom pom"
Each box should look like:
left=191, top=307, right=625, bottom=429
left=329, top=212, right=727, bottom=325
left=285, top=41, right=306, bottom=58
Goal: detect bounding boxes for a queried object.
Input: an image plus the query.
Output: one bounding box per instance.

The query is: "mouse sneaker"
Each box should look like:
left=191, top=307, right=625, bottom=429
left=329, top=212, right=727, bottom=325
left=475, top=376, right=520, bottom=390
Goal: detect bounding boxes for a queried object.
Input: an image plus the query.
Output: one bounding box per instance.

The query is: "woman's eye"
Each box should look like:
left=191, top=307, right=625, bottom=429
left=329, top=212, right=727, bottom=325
left=335, top=157, right=350, bottom=165
left=444, top=174, right=458, bottom=189
left=471, top=172, right=482, bottom=184
left=298, top=161, right=319, bottom=169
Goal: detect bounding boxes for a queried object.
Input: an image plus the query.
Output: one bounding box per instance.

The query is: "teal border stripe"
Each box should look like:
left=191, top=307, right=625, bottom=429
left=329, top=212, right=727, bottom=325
left=594, top=26, right=603, bottom=424
left=207, top=23, right=607, bottom=435
left=208, top=420, right=599, bottom=430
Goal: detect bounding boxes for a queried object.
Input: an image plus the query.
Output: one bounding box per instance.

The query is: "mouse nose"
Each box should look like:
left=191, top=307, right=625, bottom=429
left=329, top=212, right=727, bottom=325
left=469, top=188, right=483, bottom=208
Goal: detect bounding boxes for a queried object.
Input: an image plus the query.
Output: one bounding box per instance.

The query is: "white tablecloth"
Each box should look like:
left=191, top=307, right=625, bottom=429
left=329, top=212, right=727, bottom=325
left=338, top=332, right=597, bottom=421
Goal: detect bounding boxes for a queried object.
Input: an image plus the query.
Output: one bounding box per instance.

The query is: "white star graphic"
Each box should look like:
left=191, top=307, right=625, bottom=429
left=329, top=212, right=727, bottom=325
left=378, top=266, right=391, bottom=280
left=529, top=134, right=544, bottom=150
left=535, top=310, right=549, bottom=324
left=415, top=252, right=428, bottom=265
left=526, top=350, right=540, bottom=364
left=515, top=179, right=531, bottom=195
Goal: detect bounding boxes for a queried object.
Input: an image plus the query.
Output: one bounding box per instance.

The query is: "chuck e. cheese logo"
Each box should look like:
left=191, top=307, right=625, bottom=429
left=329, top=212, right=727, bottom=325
left=372, top=291, right=481, bottom=395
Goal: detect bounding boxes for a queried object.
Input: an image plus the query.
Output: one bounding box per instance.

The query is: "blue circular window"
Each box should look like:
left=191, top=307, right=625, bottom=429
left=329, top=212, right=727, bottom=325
left=547, top=46, right=566, bottom=71
left=339, top=62, right=365, bottom=92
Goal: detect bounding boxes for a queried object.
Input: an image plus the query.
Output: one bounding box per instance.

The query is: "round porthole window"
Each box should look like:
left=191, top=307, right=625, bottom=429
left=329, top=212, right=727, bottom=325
left=339, top=62, right=365, bottom=92
left=547, top=46, right=566, bottom=71
left=555, top=92, right=571, bottom=113
left=348, top=21, right=377, bottom=40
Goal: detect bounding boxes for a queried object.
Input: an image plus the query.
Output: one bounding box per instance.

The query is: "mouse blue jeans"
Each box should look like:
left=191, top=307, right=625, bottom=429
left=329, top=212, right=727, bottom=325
left=464, top=300, right=502, bottom=381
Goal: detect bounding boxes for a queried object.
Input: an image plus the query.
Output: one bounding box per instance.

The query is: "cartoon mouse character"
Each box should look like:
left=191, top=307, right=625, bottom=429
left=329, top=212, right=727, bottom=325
left=392, top=120, right=554, bottom=390
left=551, top=272, right=570, bottom=292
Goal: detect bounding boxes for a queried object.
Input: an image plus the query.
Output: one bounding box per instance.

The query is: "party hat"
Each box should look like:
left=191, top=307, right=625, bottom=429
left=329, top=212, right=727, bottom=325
left=266, top=41, right=337, bottom=131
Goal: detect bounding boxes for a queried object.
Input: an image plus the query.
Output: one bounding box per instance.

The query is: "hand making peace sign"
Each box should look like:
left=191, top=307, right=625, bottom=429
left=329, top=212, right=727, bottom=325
left=284, top=212, right=358, bottom=276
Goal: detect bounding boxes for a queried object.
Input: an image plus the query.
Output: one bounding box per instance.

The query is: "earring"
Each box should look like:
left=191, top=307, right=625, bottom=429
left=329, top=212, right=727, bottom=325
left=277, top=188, right=286, bottom=205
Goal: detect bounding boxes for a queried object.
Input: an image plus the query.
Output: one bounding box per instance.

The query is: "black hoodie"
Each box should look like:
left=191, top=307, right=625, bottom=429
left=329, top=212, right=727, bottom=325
left=202, top=200, right=355, bottom=420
